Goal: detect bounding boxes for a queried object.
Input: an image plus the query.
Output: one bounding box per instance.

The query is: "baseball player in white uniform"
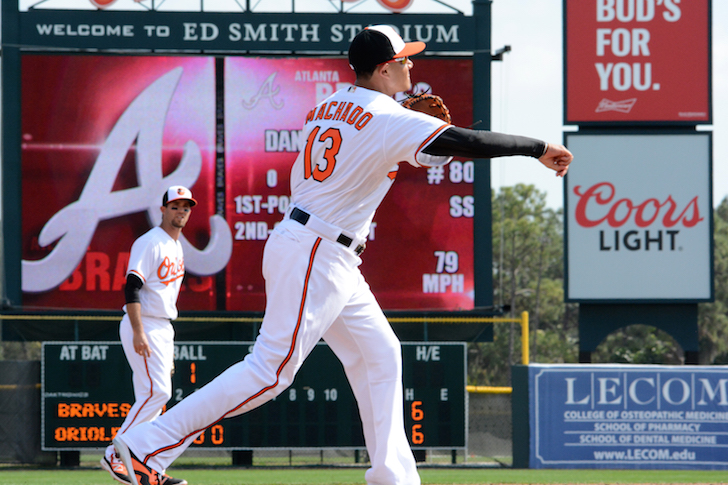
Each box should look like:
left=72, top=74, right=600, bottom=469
left=101, top=186, right=195, bottom=485
left=113, top=26, right=572, bottom=485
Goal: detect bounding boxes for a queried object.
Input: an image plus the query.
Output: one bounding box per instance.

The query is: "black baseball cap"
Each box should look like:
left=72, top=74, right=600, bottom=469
left=348, top=25, right=426, bottom=72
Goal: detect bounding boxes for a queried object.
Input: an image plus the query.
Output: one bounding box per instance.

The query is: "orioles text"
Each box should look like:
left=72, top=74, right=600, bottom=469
left=54, top=426, right=121, bottom=442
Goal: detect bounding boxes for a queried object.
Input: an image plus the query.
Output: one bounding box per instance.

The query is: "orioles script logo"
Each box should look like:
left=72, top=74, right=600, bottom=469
left=23, top=67, right=233, bottom=293
left=573, top=182, right=703, bottom=252
left=158, top=256, right=184, bottom=287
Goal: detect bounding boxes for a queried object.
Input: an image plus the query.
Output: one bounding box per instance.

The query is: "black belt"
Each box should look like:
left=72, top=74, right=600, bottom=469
left=290, top=207, right=366, bottom=256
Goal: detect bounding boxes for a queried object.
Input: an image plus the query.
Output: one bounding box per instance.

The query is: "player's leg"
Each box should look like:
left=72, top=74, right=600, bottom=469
left=118, top=315, right=175, bottom=434
left=323, top=274, right=420, bottom=485
left=117, top=224, right=356, bottom=472
left=104, top=315, right=175, bottom=483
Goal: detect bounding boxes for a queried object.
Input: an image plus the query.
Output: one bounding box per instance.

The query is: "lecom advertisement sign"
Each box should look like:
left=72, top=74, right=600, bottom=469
left=529, top=364, right=728, bottom=470
left=565, top=133, right=712, bottom=302
left=21, top=54, right=475, bottom=312
left=564, top=0, right=711, bottom=124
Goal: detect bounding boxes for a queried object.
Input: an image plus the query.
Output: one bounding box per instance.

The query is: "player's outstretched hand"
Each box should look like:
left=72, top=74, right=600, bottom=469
left=538, top=143, right=573, bottom=177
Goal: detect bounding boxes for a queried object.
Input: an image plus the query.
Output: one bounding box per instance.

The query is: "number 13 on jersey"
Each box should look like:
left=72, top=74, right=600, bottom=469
left=304, top=126, right=342, bottom=182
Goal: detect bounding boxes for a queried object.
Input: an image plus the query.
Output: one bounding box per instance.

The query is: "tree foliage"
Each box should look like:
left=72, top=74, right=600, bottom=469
left=591, top=325, right=683, bottom=365
left=696, top=197, right=728, bottom=364
left=467, top=187, right=728, bottom=386
left=468, top=184, right=578, bottom=386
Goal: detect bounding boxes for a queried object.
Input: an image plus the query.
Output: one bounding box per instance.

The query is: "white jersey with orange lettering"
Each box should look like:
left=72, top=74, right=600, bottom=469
left=107, top=226, right=185, bottom=470
left=289, top=85, right=452, bottom=242
left=124, top=226, right=185, bottom=320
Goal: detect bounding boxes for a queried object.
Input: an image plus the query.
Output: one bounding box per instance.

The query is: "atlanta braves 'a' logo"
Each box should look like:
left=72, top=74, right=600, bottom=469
left=242, top=72, right=284, bottom=110
left=23, top=68, right=233, bottom=293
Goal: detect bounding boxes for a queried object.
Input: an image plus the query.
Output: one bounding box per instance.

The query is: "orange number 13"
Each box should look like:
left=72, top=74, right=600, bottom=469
left=304, top=126, right=342, bottom=182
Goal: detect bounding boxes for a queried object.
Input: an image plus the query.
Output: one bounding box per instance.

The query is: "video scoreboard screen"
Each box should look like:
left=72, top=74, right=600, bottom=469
left=20, top=54, right=475, bottom=313
left=42, top=341, right=466, bottom=450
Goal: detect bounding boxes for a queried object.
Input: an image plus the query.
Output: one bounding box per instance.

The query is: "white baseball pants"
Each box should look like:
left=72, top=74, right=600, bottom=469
left=118, top=314, right=175, bottom=435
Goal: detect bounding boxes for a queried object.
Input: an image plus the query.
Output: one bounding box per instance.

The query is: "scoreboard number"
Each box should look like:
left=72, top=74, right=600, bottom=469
left=42, top=341, right=465, bottom=450
left=411, top=401, right=425, bottom=444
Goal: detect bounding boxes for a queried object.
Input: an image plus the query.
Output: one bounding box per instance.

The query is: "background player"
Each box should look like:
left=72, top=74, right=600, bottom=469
left=112, top=25, right=572, bottom=485
left=101, top=186, right=195, bottom=485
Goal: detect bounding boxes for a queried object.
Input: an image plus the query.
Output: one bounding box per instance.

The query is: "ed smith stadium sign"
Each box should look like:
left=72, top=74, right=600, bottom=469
left=19, top=11, right=475, bottom=53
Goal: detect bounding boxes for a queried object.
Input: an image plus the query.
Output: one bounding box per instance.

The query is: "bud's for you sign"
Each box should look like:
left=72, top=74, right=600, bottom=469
left=565, top=133, right=712, bottom=302
left=564, top=0, right=711, bottom=124
left=530, top=364, right=728, bottom=469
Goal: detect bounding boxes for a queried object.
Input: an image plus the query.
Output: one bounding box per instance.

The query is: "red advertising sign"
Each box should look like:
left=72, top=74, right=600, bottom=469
left=564, top=0, right=711, bottom=124
left=20, top=54, right=474, bottom=312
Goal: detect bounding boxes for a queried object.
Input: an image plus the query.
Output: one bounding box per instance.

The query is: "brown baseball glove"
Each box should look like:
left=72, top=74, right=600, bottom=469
left=401, top=93, right=452, bottom=124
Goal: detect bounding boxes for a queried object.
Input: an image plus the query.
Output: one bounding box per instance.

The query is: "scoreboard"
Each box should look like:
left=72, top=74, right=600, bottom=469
left=42, top=341, right=466, bottom=451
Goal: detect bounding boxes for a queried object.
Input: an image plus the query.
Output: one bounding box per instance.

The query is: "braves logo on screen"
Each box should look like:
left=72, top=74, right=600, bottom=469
left=242, top=72, right=284, bottom=110
left=573, top=181, right=703, bottom=252
left=22, top=67, right=233, bottom=293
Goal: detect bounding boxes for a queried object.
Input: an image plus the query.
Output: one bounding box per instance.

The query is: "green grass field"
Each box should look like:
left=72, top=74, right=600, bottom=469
left=0, top=467, right=727, bottom=485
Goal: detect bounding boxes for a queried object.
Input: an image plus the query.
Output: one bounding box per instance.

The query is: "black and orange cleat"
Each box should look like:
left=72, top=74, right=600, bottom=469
left=100, top=449, right=132, bottom=485
left=113, top=436, right=187, bottom=485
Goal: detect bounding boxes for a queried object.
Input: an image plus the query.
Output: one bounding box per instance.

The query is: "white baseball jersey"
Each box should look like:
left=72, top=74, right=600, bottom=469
left=290, top=85, right=452, bottom=241
left=124, top=226, right=185, bottom=320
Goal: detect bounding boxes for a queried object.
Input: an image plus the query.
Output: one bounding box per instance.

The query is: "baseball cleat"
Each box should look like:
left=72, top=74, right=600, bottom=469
left=100, top=451, right=132, bottom=485
left=113, top=436, right=187, bottom=485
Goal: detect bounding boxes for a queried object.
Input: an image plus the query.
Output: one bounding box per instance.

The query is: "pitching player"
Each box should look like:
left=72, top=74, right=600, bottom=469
left=113, top=26, right=572, bottom=485
left=101, top=186, right=195, bottom=485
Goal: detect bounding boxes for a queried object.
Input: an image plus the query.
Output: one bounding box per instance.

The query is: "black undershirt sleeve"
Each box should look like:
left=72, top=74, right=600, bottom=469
left=423, top=126, right=547, bottom=159
left=124, top=273, right=144, bottom=304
